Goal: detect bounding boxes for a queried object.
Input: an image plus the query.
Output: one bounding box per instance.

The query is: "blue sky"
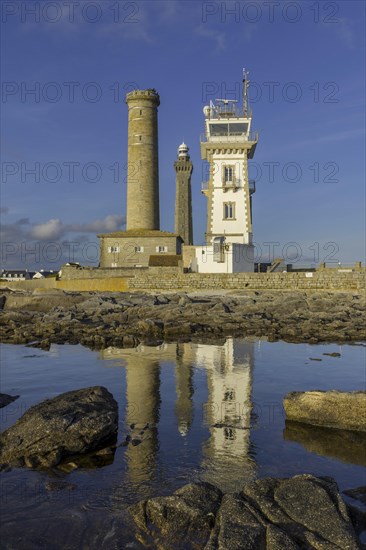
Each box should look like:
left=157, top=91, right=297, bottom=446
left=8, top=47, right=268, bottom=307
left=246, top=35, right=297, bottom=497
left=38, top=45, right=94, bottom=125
left=1, top=0, right=365, bottom=268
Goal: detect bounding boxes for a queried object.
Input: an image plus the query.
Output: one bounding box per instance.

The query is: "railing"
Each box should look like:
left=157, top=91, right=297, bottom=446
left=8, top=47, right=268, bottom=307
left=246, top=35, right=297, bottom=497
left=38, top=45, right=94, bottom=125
left=200, top=131, right=258, bottom=143
left=204, top=105, right=253, bottom=119
left=202, top=180, right=247, bottom=191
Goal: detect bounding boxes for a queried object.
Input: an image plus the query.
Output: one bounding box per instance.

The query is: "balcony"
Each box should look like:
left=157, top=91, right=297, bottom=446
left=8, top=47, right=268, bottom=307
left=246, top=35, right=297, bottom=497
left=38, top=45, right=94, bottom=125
left=201, top=180, right=245, bottom=193
left=200, top=131, right=258, bottom=143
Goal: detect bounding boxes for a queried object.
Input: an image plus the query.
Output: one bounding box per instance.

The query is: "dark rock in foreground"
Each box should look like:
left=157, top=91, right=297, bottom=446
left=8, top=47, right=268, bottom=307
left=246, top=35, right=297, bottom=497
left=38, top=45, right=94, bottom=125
left=0, top=393, right=19, bottom=408
left=129, top=475, right=361, bottom=549
left=283, top=390, right=366, bottom=432
left=0, top=386, right=118, bottom=469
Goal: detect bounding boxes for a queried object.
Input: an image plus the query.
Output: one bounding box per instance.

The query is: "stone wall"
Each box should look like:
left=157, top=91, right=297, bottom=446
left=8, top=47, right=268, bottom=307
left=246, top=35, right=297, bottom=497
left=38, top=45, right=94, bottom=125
left=60, top=265, right=143, bottom=280
left=128, top=270, right=366, bottom=292
left=0, top=277, right=129, bottom=292
left=3, top=267, right=363, bottom=294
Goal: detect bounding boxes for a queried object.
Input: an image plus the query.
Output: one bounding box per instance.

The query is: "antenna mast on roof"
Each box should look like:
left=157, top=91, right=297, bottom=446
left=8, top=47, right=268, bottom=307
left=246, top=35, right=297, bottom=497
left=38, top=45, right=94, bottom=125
left=243, top=68, right=250, bottom=116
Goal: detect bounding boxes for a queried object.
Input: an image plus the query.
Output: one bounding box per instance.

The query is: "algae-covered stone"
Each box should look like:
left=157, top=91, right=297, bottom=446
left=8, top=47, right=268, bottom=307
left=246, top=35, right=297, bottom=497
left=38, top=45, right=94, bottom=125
left=283, top=390, right=366, bottom=431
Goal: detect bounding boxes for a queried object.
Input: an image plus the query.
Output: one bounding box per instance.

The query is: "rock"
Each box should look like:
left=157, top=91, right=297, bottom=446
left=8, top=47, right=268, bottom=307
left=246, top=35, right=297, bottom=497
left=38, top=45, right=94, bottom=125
left=272, top=475, right=357, bottom=548
left=205, top=493, right=266, bottom=550
left=0, top=386, right=118, bottom=469
left=343, top=486, right=366, bottom=505
left=129, top=482, right=222, bottom=547
left=1, top=290, right=366, bottom=348
left=283, top=390, right=366, bottom=432
left=178, top=293, right=192, bottom=306
left=0, top=295, right=6, bottom=310
left=156, top=294, right=170, bottom=304
left=129, top=476, right=360, bottom=549
left=0, top=393, right=19, bottom=408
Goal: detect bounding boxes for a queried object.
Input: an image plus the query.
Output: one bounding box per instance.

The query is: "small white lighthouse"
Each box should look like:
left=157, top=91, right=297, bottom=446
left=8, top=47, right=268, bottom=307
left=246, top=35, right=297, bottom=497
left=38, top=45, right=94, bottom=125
left=194, top=69, right=258, bottom=273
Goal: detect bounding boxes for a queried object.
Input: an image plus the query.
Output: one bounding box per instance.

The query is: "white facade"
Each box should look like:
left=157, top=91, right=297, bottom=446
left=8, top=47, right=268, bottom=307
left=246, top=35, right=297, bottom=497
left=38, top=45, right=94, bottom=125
left=193, top=243, right=254, bottom=273
left=194, top=89, right=258, bottom=273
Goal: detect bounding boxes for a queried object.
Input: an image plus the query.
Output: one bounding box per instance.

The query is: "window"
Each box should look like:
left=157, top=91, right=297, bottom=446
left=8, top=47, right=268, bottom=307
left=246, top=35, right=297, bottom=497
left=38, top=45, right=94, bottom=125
left=111, top=262, right=118, bottom=268
left=224, top=166, right=234, bottom=183
left=134, top=246, right=144, bottom=253
left=108, top=246, right=120, bottom=253
left=156, top=246, right=168, bottom=253
left=223, top=202, right=235, bottom=220
left=224, top=427, right=235, bottom=440
left=223, top=389, right=235, bottom=401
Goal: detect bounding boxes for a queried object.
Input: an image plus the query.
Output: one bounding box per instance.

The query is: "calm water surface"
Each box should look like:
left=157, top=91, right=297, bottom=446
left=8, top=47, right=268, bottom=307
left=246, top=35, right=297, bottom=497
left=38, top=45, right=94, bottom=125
left=0, top=339, right=365, bottom=549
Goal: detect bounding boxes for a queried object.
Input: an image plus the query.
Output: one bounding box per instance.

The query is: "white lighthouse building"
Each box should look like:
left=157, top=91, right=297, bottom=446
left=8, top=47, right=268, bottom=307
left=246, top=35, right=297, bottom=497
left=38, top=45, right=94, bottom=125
left=193, top=70, right=258, bottom=273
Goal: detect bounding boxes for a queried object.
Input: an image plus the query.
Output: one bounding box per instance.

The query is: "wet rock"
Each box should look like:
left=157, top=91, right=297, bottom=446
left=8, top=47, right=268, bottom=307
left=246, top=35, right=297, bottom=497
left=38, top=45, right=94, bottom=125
left=1, top=289, right=366, bottom=348
left=343, top=486, right=366, bottom=505
left=272, top=475, right=357, bottom=548
left=0, top=393, right=19, bottom=408
left=283, top=390, right=366, bottom=431
left=45, top=480, right=76, bottom=492
left=205, top=493, right=266, bottom=550
left=129, top=482, right=222, bottom=547
left=0, top=386, right=118, bottom=469
left=129, top=475, right=360, bottom=549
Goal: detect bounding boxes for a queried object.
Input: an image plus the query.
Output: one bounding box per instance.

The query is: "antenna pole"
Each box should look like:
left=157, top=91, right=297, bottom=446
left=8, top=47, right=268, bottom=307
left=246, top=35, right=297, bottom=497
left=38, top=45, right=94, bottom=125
left=243, top=68, right=249, bottom=116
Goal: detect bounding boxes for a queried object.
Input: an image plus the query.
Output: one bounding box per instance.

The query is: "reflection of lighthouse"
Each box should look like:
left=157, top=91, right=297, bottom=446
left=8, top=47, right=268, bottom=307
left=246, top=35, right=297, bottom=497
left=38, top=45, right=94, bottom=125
left=101, top=346, right=161, bottom=486
left=175, top=344, right=194, bottom=436
left=100, top=338, right=255, bottom=493
left=195, top=338, right=255, bottom=490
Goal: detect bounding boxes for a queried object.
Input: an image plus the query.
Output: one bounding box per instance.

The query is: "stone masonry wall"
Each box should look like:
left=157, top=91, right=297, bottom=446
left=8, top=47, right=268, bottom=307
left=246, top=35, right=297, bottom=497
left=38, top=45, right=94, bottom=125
left=128, top=271, right=366, bottom=292
left=60, top=265, right=145, bottom=280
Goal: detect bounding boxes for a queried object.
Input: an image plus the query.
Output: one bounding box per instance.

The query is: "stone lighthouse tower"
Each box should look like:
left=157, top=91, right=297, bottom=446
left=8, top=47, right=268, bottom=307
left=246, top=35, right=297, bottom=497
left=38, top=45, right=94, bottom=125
left=98, top=88, right=182, bottom=268
left=174, top=142, right=193, bottom=245
left=125, top=89, right=160, bottom=230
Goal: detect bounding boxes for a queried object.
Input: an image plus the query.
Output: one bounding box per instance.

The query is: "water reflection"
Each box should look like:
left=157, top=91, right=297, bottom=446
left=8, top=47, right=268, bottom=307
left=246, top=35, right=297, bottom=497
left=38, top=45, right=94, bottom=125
left=197, top=340, right=256, bottom=487
left=284, top=421, right=366, bottom=467
left=101, top=338, right=256, bottom=490
left=175, top=344, right=194, bottom=436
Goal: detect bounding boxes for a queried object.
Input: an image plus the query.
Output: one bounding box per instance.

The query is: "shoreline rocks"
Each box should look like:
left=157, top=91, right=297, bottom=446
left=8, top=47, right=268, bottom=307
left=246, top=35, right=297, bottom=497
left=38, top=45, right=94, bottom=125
left=129, top=475, right=361, bottom=549
left=0, top=386, right=118, bottom=470
left=0, top=289, right=365, bottom=349
left=283, top=390, right=366, bottom=432
left=0, top=393, right=19, bottom=409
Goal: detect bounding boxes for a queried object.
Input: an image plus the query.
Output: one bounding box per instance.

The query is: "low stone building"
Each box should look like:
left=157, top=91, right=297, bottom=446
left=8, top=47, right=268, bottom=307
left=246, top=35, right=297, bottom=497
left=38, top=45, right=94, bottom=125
left=98, top=230, right=183, bottom=268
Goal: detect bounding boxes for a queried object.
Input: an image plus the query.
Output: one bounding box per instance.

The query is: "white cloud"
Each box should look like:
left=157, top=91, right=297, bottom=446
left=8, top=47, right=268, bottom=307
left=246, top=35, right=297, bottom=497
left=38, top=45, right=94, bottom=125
left=30, top=218, right=63, bottom=240
left=195, top=25, right=226, bottom=51
left=1, top=213, right=125, bottom=242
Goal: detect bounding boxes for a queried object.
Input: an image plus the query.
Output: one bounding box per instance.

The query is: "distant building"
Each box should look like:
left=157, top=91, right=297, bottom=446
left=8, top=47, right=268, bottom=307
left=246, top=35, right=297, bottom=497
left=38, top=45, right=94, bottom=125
left=32, top=270, right=55, bottom=279
left=0, top=269, right=33, bottom=281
